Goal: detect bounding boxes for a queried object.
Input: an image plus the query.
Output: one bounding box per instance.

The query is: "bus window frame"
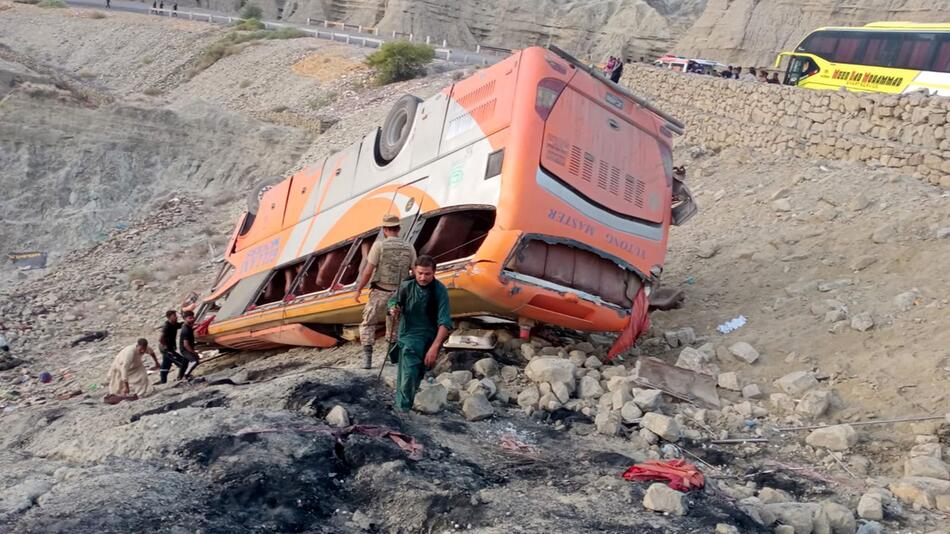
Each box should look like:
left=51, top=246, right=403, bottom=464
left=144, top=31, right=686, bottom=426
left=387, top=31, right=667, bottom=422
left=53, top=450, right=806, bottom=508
left=409, top=205, right=497, bottom=270
left=796, top=29, right=949, bottom=72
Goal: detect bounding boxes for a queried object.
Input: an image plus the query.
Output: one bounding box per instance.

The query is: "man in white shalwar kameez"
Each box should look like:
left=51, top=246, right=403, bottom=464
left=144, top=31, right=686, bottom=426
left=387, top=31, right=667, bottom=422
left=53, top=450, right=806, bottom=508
left=108, top=338, right=157, bottom=398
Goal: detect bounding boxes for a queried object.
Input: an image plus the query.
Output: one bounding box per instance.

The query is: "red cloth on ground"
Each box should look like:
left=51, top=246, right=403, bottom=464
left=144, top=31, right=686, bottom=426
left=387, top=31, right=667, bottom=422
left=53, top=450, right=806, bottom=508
left=607, top=285, right=650, bottom=361
left=621, top=459, right=705, bottom=491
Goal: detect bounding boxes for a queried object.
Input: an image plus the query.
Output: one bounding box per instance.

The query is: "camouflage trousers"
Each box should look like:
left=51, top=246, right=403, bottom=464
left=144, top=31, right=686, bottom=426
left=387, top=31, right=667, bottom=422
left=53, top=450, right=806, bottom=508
left=359, top=288, right=394, bottom=347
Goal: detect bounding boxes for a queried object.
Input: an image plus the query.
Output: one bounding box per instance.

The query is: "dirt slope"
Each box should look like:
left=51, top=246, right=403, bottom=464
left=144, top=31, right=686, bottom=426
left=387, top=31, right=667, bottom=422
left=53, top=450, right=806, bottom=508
left=0, top=5, right=948, bottom=533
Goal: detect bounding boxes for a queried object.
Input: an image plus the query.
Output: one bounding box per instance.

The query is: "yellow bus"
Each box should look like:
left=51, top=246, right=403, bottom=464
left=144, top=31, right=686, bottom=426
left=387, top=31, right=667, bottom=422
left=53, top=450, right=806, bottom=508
left=774, top=22, right=950, bottom=95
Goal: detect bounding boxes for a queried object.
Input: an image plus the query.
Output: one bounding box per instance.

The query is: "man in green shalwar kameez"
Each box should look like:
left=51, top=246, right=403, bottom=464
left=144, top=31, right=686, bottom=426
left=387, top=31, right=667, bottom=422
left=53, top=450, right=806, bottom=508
left=388, top=255, right=452, bottom=412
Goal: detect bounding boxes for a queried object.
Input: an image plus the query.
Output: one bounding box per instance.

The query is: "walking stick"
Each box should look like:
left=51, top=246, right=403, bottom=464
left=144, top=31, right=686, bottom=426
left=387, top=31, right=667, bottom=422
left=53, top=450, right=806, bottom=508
left=377, top=308, right=400, bottom=381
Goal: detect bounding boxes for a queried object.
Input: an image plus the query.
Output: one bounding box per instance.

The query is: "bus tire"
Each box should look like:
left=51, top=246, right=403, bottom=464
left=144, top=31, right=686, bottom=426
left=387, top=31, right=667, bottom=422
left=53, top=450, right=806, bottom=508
left=246, top=177, right=282, bottom=216
left=376, top=94, right=421, bottom=165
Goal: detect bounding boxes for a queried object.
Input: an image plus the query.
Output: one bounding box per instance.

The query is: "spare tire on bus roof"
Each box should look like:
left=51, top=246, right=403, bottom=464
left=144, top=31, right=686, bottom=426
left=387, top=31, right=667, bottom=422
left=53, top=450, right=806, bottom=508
left=376, top=94, right=422, bottom=166
left=246, top=176, right=283, bottom=216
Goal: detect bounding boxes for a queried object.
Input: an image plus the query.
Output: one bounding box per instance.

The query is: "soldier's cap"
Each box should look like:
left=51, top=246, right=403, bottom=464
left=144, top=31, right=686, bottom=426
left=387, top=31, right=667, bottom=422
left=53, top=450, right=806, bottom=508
left=381, top=214, right=401, bottom=228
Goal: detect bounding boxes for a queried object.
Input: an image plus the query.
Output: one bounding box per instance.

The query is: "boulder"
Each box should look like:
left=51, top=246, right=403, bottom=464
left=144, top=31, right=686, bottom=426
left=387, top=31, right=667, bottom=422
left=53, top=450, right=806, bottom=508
left=517, top=385, right=540, bottom=410
left=472, top=358, right=499, bottom=378
left=620, top=401, right=643, bottom=423
left=676, top=346, right=720, bottom=376
left=520, top=344, right=537, bottom=359
left=796, top=389, right=831, bottom=418
left=893, top=289, right=920, bottom=311
left=577, top=376, right=604, bottom=399
left=642, top=483, right=687, bottom=516
left=500, top=365, right=519, bottom=382
left=640, top=412, right=681, bottom=442
left=606, top=376, right=631, bottom=392
left=462, top=393, right=494, bottom=421
left=718, top=371, right=742, bottom=391
left=611, top=387, right=633, bottom=410
left=467, top=378, right=497, bottom=399
left=664, top=327, right=696, bottom=348
left=742, top=384, right=764, bottom=399
left=728, top=342, right=760, bottom=364
left=450, top=370, right=473, bottom=386
left=538, top=392, right=563, bottom=412
left=325, top=405, right=350, bottom=428
left=775, top=371, right=819, bottom=395
left=889, top=476, right=950, bottom=509
left=856, top=522, right=883, bottom=534
left=715, top=525, right=739, bottom=534
left=601, top=365, right=627, bottom=380
left=849, top=313, right=874, bottom=332
left=856, top=492, right=883, bottom=520
left=595, top=410, right=623, bottom=436
left=758, top=487, right=792, bottom=504
left=413, top=385, right=448, bottom=414
left=633, top=389, right=663, bottom=411
left=584, top=355, right=603, bottom=369
left=762, top=503, right=819, bottom=534
left=821, top=501, right=856, bottom=534
left=524, top=357, right=576, bottom=384
left=910, top=442, right=942, bottom=459
left=551, top=381, right=572, bottom=404
left=904, top=456, right=950, bottom=480
left=806, top=424, right=858, bottom=451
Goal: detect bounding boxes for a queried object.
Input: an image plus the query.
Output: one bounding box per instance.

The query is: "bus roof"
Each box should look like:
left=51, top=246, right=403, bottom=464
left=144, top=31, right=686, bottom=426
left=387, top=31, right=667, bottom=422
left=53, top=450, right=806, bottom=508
left=813, top=21, right=950, bottom=32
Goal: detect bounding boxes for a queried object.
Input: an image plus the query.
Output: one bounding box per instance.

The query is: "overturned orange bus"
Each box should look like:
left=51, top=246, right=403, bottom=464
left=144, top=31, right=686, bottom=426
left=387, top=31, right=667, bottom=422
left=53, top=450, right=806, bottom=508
left=194, top=45, right=695, bottom=350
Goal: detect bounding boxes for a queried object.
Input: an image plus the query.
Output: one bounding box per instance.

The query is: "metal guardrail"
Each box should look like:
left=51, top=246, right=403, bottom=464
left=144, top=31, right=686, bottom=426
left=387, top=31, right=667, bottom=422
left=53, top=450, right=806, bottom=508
left=146, top=8, right=497, bottom=66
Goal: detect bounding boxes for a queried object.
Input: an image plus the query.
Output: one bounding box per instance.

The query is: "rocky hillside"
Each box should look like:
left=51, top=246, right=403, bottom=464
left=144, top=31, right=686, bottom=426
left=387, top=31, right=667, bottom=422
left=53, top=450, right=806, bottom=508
left=194, top=0, right=948, bottom=66
left=200, top=0, right=708, bottom=60
left=674, top=0, right=950, bottom=66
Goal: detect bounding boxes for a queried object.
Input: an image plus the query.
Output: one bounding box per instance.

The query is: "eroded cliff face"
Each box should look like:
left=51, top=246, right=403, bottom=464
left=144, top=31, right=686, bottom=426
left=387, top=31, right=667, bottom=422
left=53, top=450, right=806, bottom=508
left=251, top=0, right=708, bottom=61
left=190, top=0, right=947, bottom=66
left=673, top=0, right=950, bottom=67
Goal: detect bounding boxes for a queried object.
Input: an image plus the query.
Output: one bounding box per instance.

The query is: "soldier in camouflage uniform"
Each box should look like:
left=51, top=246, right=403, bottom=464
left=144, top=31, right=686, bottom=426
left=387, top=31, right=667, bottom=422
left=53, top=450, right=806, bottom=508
left=354, top=214, right=416, bottom=369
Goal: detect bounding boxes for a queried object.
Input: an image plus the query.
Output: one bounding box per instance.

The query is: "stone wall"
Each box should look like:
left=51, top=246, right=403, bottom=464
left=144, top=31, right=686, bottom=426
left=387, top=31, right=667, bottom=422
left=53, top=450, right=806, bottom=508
left=621, top=65, right=950, bottom=187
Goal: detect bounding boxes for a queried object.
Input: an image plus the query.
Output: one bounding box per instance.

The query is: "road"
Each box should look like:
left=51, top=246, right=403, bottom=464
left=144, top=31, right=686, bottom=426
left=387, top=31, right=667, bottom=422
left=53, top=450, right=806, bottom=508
left=65, top=0, right=504, bottom=66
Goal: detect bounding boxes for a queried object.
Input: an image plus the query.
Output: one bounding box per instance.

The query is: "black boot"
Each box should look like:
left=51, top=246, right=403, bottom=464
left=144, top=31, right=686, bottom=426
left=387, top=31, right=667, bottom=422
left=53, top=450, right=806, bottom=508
left=362, top=346, right=373, bottom=369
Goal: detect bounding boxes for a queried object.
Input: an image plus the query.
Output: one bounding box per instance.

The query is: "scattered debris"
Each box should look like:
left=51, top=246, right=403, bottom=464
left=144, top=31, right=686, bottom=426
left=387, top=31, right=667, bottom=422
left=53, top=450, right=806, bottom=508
left=70, top=330, right=109, bottom=347
left=716, top=316, right=747, bottom=334
left=633, top=357, right=720, bottom=408
left=622, top=459, right=705, bottom=491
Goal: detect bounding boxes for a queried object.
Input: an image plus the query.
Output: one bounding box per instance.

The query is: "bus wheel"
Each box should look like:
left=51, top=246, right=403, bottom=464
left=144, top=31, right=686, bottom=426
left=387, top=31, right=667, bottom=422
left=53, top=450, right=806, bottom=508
left=246, top=176, right=282, bottom=215
left=376, top=94, right=421, bottom=165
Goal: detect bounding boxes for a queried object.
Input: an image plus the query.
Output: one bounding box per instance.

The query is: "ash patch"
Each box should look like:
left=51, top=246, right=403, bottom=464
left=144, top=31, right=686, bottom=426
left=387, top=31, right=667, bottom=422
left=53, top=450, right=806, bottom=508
left=129, top=390, right=229, bottom=422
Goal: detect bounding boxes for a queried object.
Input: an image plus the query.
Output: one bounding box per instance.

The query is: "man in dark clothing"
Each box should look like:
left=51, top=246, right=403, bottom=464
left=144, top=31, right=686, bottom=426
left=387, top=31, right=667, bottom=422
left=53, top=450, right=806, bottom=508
left=158, top=310, right=187, bottom=383
left=179, top=310, right=201, bottom=378
left=610, top=60, right=624, bottom=83
left=387, top=255, right=452, bottom=412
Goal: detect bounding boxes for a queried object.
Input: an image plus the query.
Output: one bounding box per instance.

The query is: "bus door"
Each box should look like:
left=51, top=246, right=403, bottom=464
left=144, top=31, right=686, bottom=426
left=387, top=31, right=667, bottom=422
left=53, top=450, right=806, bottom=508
left=776, top=52, right=819, bottom=85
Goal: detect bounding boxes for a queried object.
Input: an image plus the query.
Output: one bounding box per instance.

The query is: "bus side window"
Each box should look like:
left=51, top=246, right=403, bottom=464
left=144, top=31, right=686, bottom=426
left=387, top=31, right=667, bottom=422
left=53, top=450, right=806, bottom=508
left=935, top=37, right=950, bottom=73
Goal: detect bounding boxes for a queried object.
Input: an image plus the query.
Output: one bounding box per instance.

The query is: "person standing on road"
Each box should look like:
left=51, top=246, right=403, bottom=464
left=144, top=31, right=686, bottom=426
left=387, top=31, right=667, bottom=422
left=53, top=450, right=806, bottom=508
left=354, top=214, right=416, bottom=369
left=108, top=338, right=157, bottom=398
left=179, top=311, right=201, bottom=378
left=158, top=310, right=187, bottom=383
left=106, top=0, right=111, bottom=8
left=387, top=255, right=452, bottom=412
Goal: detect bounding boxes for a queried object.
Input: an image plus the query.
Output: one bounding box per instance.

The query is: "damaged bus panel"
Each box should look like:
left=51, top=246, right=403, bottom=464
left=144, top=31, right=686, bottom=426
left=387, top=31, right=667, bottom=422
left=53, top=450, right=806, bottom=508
left=194, top=45, right=695, bottom=350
